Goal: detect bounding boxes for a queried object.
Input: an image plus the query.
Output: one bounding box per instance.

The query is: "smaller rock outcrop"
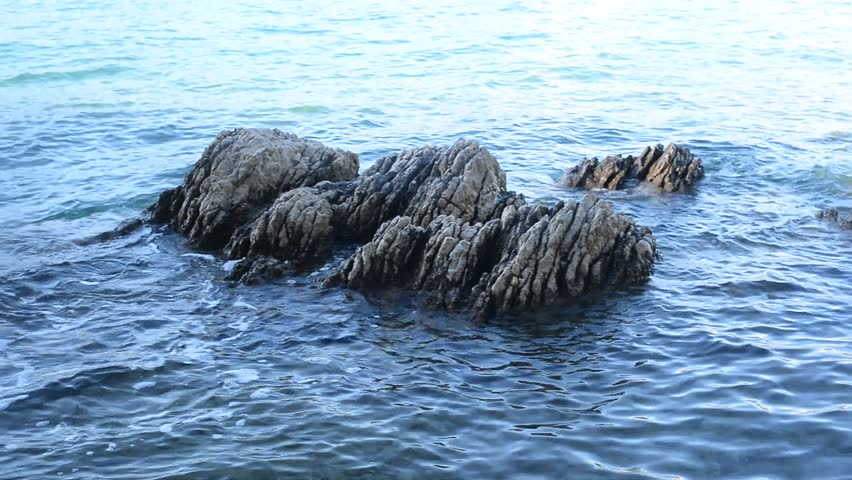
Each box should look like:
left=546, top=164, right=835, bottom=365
left=562, top=155, right=635, bottom=190
left=817, top=208, right=852, bottom=230
left=563, top=143, right=704, bottom=193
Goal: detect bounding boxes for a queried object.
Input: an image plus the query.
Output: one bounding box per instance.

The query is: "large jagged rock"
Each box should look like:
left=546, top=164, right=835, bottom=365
left=327, top=196, right=655, bottom=317
left=817, top=208, right=852, bottom=230
left=563, top=143, right=704, bottom=193
left=150, top=128, right=359, bottom=249
left=149, top=130, right=658, bottom=317
left=336, top=140, right=508, bottom=240
left=223, top=139, right=513, bottom=277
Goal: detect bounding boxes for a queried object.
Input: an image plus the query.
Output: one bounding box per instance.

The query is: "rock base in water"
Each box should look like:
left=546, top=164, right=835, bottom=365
left=562, top=143, right=704, bottom=193
left=149, top=128, right=658, bottom=317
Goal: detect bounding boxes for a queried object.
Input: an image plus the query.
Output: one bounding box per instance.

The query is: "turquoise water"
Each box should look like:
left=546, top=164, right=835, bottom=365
left=2, top=1, right=852, bottom=478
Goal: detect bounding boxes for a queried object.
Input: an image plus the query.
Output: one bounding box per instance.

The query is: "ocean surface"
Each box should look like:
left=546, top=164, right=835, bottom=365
left=2, top=1, right=851, bottom=478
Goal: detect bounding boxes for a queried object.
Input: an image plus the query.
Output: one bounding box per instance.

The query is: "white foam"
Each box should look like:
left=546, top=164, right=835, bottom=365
left=249, top=388, right=272, bottom=400
left=227, top=368, right=259, bottom=384
left=228, top=316, right=250, bottom=332
left=177, top=339, right=215, bottom=363
left=181, top=253, right=216, bottom=261
left=106, top=442, right=117, bottom=452
left=222, top=259, right=240, bottom=272
left=35, top=420, right=50, bottom=427
left=159, top=423, right=173, bottom=433
left=233, top=299, right=258, bottom=310
left=78, top=280, right=99, bottom=286
left=132, top=381, right=156, bottom=390
left=235, top=419, right=246, bottom=427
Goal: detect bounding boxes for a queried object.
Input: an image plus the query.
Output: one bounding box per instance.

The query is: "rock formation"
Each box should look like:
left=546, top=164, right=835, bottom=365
left=150, top=128, right=658, bottom=317
left=817, top=208, right=852, bottom=230
left=563, top=143, right=704, bottom=193
left=150, top=128, right=359, bottom=250
left=327, top=196, right=655, bottom=317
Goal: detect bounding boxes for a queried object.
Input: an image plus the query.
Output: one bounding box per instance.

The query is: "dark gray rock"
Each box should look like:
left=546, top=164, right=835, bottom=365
left=817, top=208, right=852, bottom=230
left=76, top=218, right=145, bottom=245
left=328, top=195, right=655, bottom=317
left=471, top=196, right=655, bottom=316
left=226, top=187, right=341, bottom=262
left=562, top=155, right=634, bottom=190
left=224, top=256, right=290, bottom=285
left=151, top=131, right=658, bottom=316
left=337, top=139, right=508, bottom=240
left=562, top=143, right=704, bottom=193
left=225, top=139, right=515, bottom=279
left=150, top=128, right=359, bottom=250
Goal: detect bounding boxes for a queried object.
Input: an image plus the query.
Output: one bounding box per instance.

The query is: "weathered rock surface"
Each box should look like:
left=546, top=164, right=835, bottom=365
left=223, top=138, right=515, bottom=273
left=150, top=128, right=658, bottom=317
left=562, top=155, right=635, bottom=190
left=563, top=143, right=704, bottom=193
left=150, top=128, right=359, bottom=250
left=817, top=208, right=852, bottom=230
left=328, top=196, right=655, bottom=317
left=337, top=140, right=509, bottom=240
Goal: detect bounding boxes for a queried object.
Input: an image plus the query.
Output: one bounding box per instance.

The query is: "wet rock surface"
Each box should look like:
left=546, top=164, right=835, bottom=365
left=150, top=129, right=658, bottom=316
left=563, top=143, right=704, bottom=193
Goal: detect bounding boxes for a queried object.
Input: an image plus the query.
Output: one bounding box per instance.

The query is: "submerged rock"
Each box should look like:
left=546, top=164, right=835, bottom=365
left=76, top=218, right=145, bottom=245
left=150, top=128, right=657, bottom=316
left=563, top=143, right=704, bottom=193
left=817, top=208, right=852, bottom=230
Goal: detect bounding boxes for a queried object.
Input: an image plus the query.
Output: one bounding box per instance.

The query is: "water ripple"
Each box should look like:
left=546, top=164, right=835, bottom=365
left=1, top=0, right=851, bottom=478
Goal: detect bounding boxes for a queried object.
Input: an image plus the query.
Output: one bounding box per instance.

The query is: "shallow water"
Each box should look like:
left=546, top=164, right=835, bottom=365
left=1, top=1, right=851, bottom=478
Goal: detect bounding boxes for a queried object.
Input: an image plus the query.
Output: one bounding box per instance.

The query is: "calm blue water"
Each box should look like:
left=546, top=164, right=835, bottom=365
left=2, top=1, right=852, bottom=478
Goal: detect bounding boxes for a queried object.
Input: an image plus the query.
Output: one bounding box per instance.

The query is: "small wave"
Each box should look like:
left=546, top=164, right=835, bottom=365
left=1, top=362, right=182, bottom=413
left=286, top=105, right=332, bottom=114
left=0, top=65, right=131, bottom=87
left=498, top=32, right=550, bottom=41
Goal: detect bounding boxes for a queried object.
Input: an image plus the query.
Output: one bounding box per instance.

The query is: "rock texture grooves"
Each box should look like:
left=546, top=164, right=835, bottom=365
left=150, top=128, right=657, bottom=317
left=150, top=128, right=359, bottom=250
left=817, top=208, right=852, bottom=230
left=563, top=143, right=704, bottom=193
left=225, top=138, right=516, bottom=265
left=328, top=196, right=655, bottom=317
